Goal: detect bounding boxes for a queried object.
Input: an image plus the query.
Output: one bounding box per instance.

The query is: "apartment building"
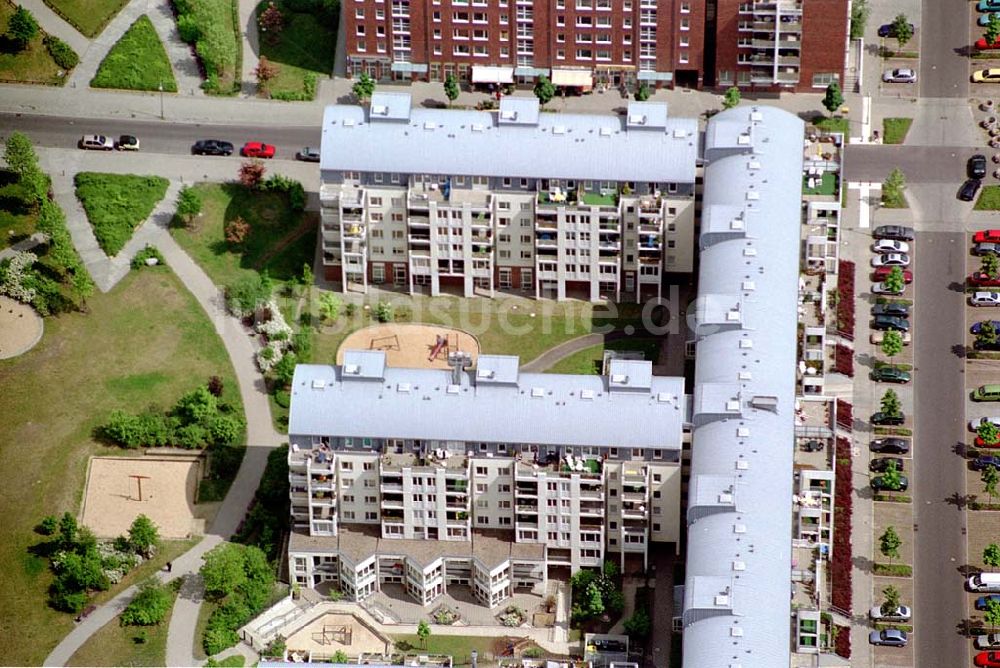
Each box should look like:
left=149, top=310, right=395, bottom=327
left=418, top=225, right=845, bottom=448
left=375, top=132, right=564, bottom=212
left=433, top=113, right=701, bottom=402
left=319, top=93, right=698, bottom=301
left=287, top=350, right=687, bottom=608
left=343, top=0, right=848, bottom=92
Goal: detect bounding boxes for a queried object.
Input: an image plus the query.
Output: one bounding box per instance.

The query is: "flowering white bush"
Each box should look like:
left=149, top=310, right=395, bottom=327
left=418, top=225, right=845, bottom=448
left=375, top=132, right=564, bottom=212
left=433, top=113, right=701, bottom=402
left=256, top=300, right=292, bottom=346
left=256, top=341, right=285, bottom=372
left=0, top=251, right=38, bottom=304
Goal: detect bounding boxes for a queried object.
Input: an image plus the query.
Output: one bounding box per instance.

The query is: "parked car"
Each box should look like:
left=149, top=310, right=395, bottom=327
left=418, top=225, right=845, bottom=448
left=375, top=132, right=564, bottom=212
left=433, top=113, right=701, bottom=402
left=871, top=457, right=905, bottom=473
left=975, top=339, right=1000, bottom=351
left=869, top=604, right=912, bottom=621
left=882, top=68, right=917, bottom=84
left=192, top=139, right=234, bottom=156
left=977, top=651, right=1000, bottom=667
left=878, top=22, right=915, bottom=37
left=971, top=292, right=1000, bottom=307
left=978, top=36, right=1000, bottom=50
left=115, top=135, right=140, bottom=151
left=976, top=243, right=1000, bottom=256
left=872, top=315, right=910, bottom=331
left=872, top=474, right=909, bottom=492
left=78, top=134, right=113, bottom=150
left=981, top=0, right=1000, bottom=12
left=970, top=272, right=1000, bottom=287
left=873, top=239, right=910, bottom=254
left=962, top=178, right=984, bottom=202
left=870, top=629, right=908, bottom=647
left=296, top=146, right=321, bottom=162
left=871, top=330, right=911, bottom=345
left=972, top=417, right=1000, bottom=431
left=976, top=433, right=1000, bottom=447
left=872, top=253, right=911, bottom=267
left=871, top=367, right=911, bottom=383
left=974, top=384, right=1000, bottom=401
left=873, top=302, right=910, bottom=317
left=975, top=230, right=1000, bottom=244
left=980, top=12, right=1000, bottom=25
left=975, top=68, right=1000, bottom=83
left=872, top=281, right=905, bottom=295
left=978, top=595, right=1000, bottom=611
left=871, top=412, right=905, bottom=426
left=972, top=154, right=990, bottom=179
left=873, top=266, right=913, bottom=283
left=977, top=634, right=1000, bottom=650
left=874, top=225, right=916, bottom=241
left=973, top=321, right=1000, bottom=334
left=972, top=456, right=1000, bottom=471
left=871, top=437, right=910, bottom=454
left=241, top=142, right=276, bottom=158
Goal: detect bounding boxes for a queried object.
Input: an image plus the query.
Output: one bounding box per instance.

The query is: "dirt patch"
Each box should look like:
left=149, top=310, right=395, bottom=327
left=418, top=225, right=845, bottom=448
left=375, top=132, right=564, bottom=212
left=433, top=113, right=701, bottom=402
left=337, top=323, right=480, bottom=370
left=0, top=296, right=43, bottom=359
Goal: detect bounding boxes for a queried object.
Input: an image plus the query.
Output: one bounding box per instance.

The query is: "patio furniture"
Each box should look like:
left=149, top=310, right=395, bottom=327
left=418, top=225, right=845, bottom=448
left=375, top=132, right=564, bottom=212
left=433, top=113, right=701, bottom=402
left=807, top=177, right=816, bottom=189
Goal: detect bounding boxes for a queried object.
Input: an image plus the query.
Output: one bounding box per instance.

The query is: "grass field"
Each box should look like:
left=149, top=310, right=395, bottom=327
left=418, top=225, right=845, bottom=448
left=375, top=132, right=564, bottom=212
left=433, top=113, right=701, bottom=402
left=544, top=337, right=660, bottom=375
left=91, top=16, right=178, bottom=92
left=0, top=169, right=38, bottom=243
left=257, top=0, right=335, bottom=99
left=0, top=268, right=239, bottom=666
left=813, top=116, right=849, bottom=135
left=66, top=580, right=181, bottom=667
left=882, top=117, right=913, bottom=145
left=75, top=172, right=169, bottom=256
left=392, top=634, right=499, bottom=666
left=976, top=185, right=1000, bottom=211
left=42, top=0, right=126, bottom=36
left=0, top=0, right=65, bottom=84
left=176, top=0, right=239, bottom=94
left=169, top=182, right=316, bottom=287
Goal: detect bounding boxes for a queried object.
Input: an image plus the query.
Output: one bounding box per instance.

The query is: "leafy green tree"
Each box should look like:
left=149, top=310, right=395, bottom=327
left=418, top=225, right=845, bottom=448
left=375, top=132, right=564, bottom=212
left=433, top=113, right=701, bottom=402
left=443, top=74, right=459, bottom=107
left=416, top=619, right=431, bottom=648
left=121, top=578, right=171, bottom=625
left=174, top=385, right=218, bottom=424
left=332, top=650, right=349, bottom=663
left=300, top=262, right=314, bottom=290
left=879, top=460, right=903, bottom=494
left=533, top=75, right=556, bottom=105
left=987, top=598, right=1000, bottom=633
left=374, top=301, right=394, bottom=323
left=850, top=0, right=870, bottom=39
left=985, top=543, right=1000, bottom=572
left=176, top=186, right=202, bottom=225
left=318, top=292, right=342, bottom=323
left=881, top=330, right=903, bottom=368
left=880, top=388, right=901, bottom=418
left=891, top=14, right=913, bottom=46
left=884, top=266, right=905, bottom=295
left=201, top=543, right=248, bottom=599
left=981, top=420, right=1000, bottom=447
left=882, top=168, right=907, bottom=208
left=37, top=515, right=59, bottom=535
left=128, top=514, right=160, bottom=558
left=822, top=81, right=844, bottom=114
left=4, top=131, right=38, bottom=178
left=8, top=6, right=39, bottom=48
left=623, top=607, right=651, bottom=639
left=352, top=72, right=376, bottom=105
left=56, top=548, right=110, bottom=592
left=987, top=13, right=1000, bottom=46
left=880, top=584, right=901, bottom=616
left=59, top=511, right=78, bottom=549
left=272, top=351, right=298, bottom=388
left=879, top=525, right=902, bottom=566
left=634, top=82, right=650, bottom=101
left=984, top=253, right=1000, bottom=280
left=225, top=274, right=272, bottom=315
left=585, top=581, right=605, bottom=617
left=979, top=321, right=999, bottom=350
left=722, top=86, right=741, bottom=110
left=984, top=464, right=1000, bottom=506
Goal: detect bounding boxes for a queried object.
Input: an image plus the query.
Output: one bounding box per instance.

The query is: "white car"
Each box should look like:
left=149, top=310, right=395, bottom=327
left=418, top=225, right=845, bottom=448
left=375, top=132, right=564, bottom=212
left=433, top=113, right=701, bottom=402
left=872, top=253, right=911, bottom=267
left=78, top=134, right=114, bottom=150
left=869, top=604, right=912, bottom=622
left=882, top=68, right=917, bottom=84
left=971, top=291, right=1000, bottom=306
left=976, top=633, right=1000, bottom=650
left=872, top=281, right=904, bottom=295
left=871, top=331, right=911, bottom=345
left=873, top=239, right=910, bottom=254
left=970, top=416, right=1000, bottom=431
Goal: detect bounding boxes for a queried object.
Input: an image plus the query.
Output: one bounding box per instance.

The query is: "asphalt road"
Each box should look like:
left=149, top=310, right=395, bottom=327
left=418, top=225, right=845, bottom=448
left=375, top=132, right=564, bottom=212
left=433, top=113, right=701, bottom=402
left=919, top=0, right=970, bottom=99
left=843, top=145, right=981, bottom=185
left=0, top=113, right=321, bottom=159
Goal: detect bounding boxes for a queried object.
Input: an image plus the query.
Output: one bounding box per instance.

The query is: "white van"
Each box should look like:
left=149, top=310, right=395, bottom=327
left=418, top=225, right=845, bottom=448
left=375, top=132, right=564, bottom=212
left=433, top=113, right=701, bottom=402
left=968, top=573, right=1000, bottom=592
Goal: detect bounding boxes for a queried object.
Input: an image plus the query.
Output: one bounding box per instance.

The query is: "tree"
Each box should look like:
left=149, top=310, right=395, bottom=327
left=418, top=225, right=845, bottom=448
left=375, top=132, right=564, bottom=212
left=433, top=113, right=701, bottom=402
left=987, top=597, right=1000, bottom=633
left=822, top=81, right=844, bottom=114
left=880, top=584, right=901, bottom=616
left=4, top=131, right=38, bottom=178
left=332, top=650, right=349, bottom=663
left=352, top=72, right=376, bottom=105
left=201, top=543, right=248, bottom=599
left=879, top=459, right=903, bottom=494
left=880, top=388, right=901, bottom=418
left=224, top=216, right=251, bottom=244
left=254, top=56, right=281, bottom=96
left=37, top=515, right=59, bottom=535
left=985, top=253, right=1000, bottom=280
left=634, top=82, right=650, bottom=101
left=533, top=75, right=556, bottom=106
left=128, top=515, right=160, bottom=557
left=318, top=292, right=342, bottom=323
left=300, top=262, right=314, bottom=290
left=226, top=274, right=272, bottom=315
left=980, top=321, right=999, bottom=350
left=981, top=420, right=1000, bottom=448
left=882, top=168, right=907, bottom=208
left=891, top=14, right=913, bottom=47
left=258, top=2, right=284, bottom=43
left=987, top=13, right=1000, bottom=46
left=59, top=511, right=78, bottom=549
left=416, top=619, right=431, bottom=648
left=272, top=351, right=298, bottom=388
left=984, top=464, right=1000, bottom=507
left=881, top=330, right=903, bottom=368
left=850, top=0, right=870, bottom=40
left=374, top=301, right=394, bottom=323
left=722, top=86, right=741, bottom=110
left=623, top=607, right=651, bottom=639
left=207, top=375, right=224, bottom=397
left=239, top=160, right=266, bottom=190
left=883, top=265, right=905, bottom=295
left=121, top=578, right=171, bottom=625
left=986, top=543, right=1000, bottom=572
left=8, top=6, right=39, bottom=48
left=443, top=74, right=459, bottom=108
left=176, top=186, right=202, bottom=225
left=585, top=581, right=605, bottom=617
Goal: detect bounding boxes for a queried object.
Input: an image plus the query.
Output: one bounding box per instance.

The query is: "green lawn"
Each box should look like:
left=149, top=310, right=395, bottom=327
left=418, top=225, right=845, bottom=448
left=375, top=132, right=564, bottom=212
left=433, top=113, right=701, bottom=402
left=91, top=16, right=177, bottom=92
left=176, top=0, right=239, bottom=94
left=803, top=172, right=837, bottom=196
left=75, top=172, right=169, bottom=256
left=0, top=268, right=238, bottom=666
left=813, top=116, right=849, bottom=135
left=392, top=634, right=499, bottom=666
left=0, top=0, right=66, bottom=84
left=211, top=657, right=246, bottom=667
left=42, top=0, right=126, bottom=36
left=545, top=338, right=660, bottom=375
left=67, top=581, right=181, bottom=667
left=0, top=169, right=38, bottom=243
left=580, top=191, right=617, bottom=206
left=257, top=0, right=335, bottom=99
left=882, top=117, right=913, bottom=145
left=976, top=185, right=1000, bottom=210
left=169, top=182, right=317, bottom=287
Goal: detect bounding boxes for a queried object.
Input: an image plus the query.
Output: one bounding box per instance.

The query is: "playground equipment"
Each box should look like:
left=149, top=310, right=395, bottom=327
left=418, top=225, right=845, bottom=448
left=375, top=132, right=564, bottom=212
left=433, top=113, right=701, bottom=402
left=312, top=624, right=352, bottom=646
left=370, top=334, right=401, bottom=351
left=428, top=333, right=458, bottom=361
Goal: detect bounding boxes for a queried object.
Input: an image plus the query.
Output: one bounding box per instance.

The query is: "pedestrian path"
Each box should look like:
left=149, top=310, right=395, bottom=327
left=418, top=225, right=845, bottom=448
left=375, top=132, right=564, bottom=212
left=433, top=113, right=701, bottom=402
left=16, top=0, right=90, bottom=57
left=147, top=0, right=205, bottom=96
left=66, top=0, right=150, bottom=89
left=238, top=0, right=259, bottom=96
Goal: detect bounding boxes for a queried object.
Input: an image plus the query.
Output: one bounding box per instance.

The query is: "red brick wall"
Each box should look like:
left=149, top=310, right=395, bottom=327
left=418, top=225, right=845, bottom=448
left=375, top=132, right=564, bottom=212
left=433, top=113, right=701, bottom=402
left=798, top=0, right=849, bottom=92
left=712, top=0, right=743, bottom=86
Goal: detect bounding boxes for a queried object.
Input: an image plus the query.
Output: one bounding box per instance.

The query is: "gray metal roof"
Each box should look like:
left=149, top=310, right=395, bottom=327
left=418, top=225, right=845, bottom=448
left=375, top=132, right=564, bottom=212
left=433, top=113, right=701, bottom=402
left=682, top=106, right=804, bottom=668
left=288, top=351, right=687, bottom=449
left=320, top=95, right=699, bottom=183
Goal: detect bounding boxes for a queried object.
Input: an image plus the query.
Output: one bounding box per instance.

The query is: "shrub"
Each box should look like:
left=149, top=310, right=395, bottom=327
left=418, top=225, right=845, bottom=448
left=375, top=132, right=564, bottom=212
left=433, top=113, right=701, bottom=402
left=207, top=375, right=224, bottom=397
left=226, top=274, right=272, bottom=316
left=173, top=0, right=237, bottom=89
left=836, top=400, right=853, bottom=431
left=43, top=34, right=79, bottom=69
left=261, top=174, right=305, bottom=211
left=623, top=607, right=651, bottom=639
left=833, top=344, right=854, bottom=377
left=8, top=6, right=39, bottom=48
left=177, top=13, right=200, bottom=42
left=121, top=578, right=171, bottom=625
left=836, top=260, right=855, bottom=340
left=522, top=647, right=544, bottom=659
left=37, top=515, right=59, bottom=535
left=102, top=410, right=174, bottom=448
left=374, top=301, right=394, bottom=323
left=224, top=216, right=250, bottom=244
left=238, top=160, right=266, bottom=190
left=831, top=437, right=853, bottom=613
left=131, top=245, right=165, bottom=269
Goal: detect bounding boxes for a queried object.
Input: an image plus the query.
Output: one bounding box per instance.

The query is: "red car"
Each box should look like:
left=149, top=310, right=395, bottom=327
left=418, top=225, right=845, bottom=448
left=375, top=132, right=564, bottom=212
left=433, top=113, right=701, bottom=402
left=975, top=651, right=1000, bottom=667
left=241, top=142, right=276, bottom=158
left=971, top=272, right=1000, bottom=287
left=872, top=267, right=913, bottom=283
left=978, top=37, right=1000, bottom=50
left=976, top=435, right=1000, bottom=448
left=975, top=230, right=1000, bottom=244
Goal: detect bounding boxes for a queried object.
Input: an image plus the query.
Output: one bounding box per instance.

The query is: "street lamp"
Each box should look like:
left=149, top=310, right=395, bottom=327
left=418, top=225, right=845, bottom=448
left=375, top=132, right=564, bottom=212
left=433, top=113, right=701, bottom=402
left=158, top=81, right=164, bottom=120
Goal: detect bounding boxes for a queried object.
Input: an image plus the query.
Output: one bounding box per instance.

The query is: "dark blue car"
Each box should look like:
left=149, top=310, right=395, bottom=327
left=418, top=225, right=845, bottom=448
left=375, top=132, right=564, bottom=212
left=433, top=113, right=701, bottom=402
left=973, top=320, right=1000, bottom=335
left=977, top=595, right=1000, bottom=610
left=973, top=455, right=1000, bottom=471
left=878, top=22, right=914, bottom=38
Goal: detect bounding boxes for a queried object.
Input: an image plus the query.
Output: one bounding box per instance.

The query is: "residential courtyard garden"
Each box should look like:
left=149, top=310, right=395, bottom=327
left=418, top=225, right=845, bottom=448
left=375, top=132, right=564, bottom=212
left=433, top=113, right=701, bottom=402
left=0, top=1, right=75, bottom=85
left=254, top=0, right=337, bottom=100
left=41, top=0, right=126, bottom=37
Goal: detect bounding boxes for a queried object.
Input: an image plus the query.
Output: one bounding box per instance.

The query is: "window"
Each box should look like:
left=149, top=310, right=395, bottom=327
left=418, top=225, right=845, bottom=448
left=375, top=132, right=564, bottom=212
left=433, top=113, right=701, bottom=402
left=365, top=495, right=377, bottom=504
left=680, top=1, right=690, bottom=12
left=812, top=72, right=839, bottom=88
left=653, top=523, right=661, bottom=531
left=680, top=18, right=689, bottom=30
left=356, top=25, right=365, bottom=35
left=354, top=8, right=363, bottom=18
left=476, top=466, right=488, bottom=476
left=366, top=512, right=378, bottom=521
left=678, top=51, right=689, bottom=64
left=342, top=511, right=355, bottom=520
left=341, top=461, right=353, bottom=471
left=476, top=483, right=487, bottom=493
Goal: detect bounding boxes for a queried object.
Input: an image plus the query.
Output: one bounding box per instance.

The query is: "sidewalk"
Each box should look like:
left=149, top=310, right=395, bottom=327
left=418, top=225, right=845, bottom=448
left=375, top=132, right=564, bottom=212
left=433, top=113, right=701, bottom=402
left=16, top=0, right=90, bottom=56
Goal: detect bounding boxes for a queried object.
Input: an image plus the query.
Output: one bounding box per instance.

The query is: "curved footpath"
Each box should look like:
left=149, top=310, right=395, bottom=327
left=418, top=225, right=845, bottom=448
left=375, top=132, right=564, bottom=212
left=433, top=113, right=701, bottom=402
left=520, top=329, right=629, bottom=372
left=42, top=184, right=283, bottom=666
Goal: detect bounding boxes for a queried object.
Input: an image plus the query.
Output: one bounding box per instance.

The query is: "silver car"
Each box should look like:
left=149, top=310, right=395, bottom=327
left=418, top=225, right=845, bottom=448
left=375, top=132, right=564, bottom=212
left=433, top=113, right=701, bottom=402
left=977, top=633, right=1000, bottom=650
left=869, top=604, right=912, bottom=622
left=883, top=68, right=917, bottom=83
left=971, top=291, right=1000, bottom=307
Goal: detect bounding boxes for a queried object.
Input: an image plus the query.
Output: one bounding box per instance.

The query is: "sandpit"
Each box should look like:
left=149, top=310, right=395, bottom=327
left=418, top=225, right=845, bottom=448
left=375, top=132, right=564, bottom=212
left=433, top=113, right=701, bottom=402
left=285, top=612, right=391, bottom=658
left=81, top=456, right=203, bottom=539
left=0, top=296, right=44, bottom=359
left=337, top=324, right=480, bottom=370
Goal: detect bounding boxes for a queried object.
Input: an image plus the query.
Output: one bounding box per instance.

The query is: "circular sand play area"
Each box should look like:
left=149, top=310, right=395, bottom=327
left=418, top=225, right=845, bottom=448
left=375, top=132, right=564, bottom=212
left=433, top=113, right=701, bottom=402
left=0, top=296, right=43, bottom=359
left=337, top=324, right=480, bottom=369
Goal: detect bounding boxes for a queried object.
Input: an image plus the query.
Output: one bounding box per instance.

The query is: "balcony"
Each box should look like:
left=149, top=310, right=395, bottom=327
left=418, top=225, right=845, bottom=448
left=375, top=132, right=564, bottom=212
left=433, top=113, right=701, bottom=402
left=579, top=502, right=604, bottom=517
left=536, top=232, right=558, bottom=248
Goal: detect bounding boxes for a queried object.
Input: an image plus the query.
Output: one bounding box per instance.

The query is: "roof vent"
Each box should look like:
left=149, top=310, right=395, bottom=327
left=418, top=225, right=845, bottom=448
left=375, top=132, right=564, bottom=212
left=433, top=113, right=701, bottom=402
left=739, top=371, right=752, bottom=380
left=371, top=104, right=388, bottom=115
left=737, top=427, right=750, bottom=437
left=477, top=369, right=495, bottom=380
left=552, top=125, right=567, bottom=135
left=714, top=594, right=730, bottom=606
left=657, top=392, right=674, bottom=403
left=737, top=133, right=751, bottom=145
left=743, top=247, right=757, bottom=257
left=531, top=387, right=546, bottom=398
left=446, top=384, right=460, bottom=395
left=750, top=111, right=763, bottom=122
left=628, top=114, right=646, bottom=125
left=746, top=191, right=760, bottom=201
left=739, top=339, right=753, bottom=349
left=750, top=395, right=779, bottom=412
left=581, top=389, right=596, bottom=400
left=734, top=523, right=747, bottom=534
left=726, top=310, right=741, bottom=322
left=719, top=492, right=734, bottom=504
left=342, top=119, right=355, bottom=127
left=312, top=379, right=327, bottom=389
left=611, top=373, right=628, bottom=384
left=397, top=383, right=412, bottom=393
left=748, top=160, right=761, bottom=170
left=726, top=400, right=740, bottom=412
left=673, top=128, right=686, bottom=138
left=736, top=460, right=749, bottom=471
left=732, top=560, right=746, bottom=572
left=730, top=218, right=744, bottom=230
left=500, top=110, right=517, bottom=120
left=423, top=121, right=437, bottom=130
left=742, top=280, right=755, bottom=291
left=730, top=625, right=744, bottom=636
left=599, top=127, right=612, bottom=136
left=344, top=364, right=360, bottom=375
left=471, top=123, right=485, bottom=132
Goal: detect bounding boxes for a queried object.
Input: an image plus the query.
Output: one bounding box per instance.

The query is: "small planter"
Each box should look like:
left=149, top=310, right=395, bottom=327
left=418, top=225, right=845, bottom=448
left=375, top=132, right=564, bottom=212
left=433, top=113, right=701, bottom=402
left=983, top=117, right=997, bottom=129
left=984, top=100, right=996, bottom=111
